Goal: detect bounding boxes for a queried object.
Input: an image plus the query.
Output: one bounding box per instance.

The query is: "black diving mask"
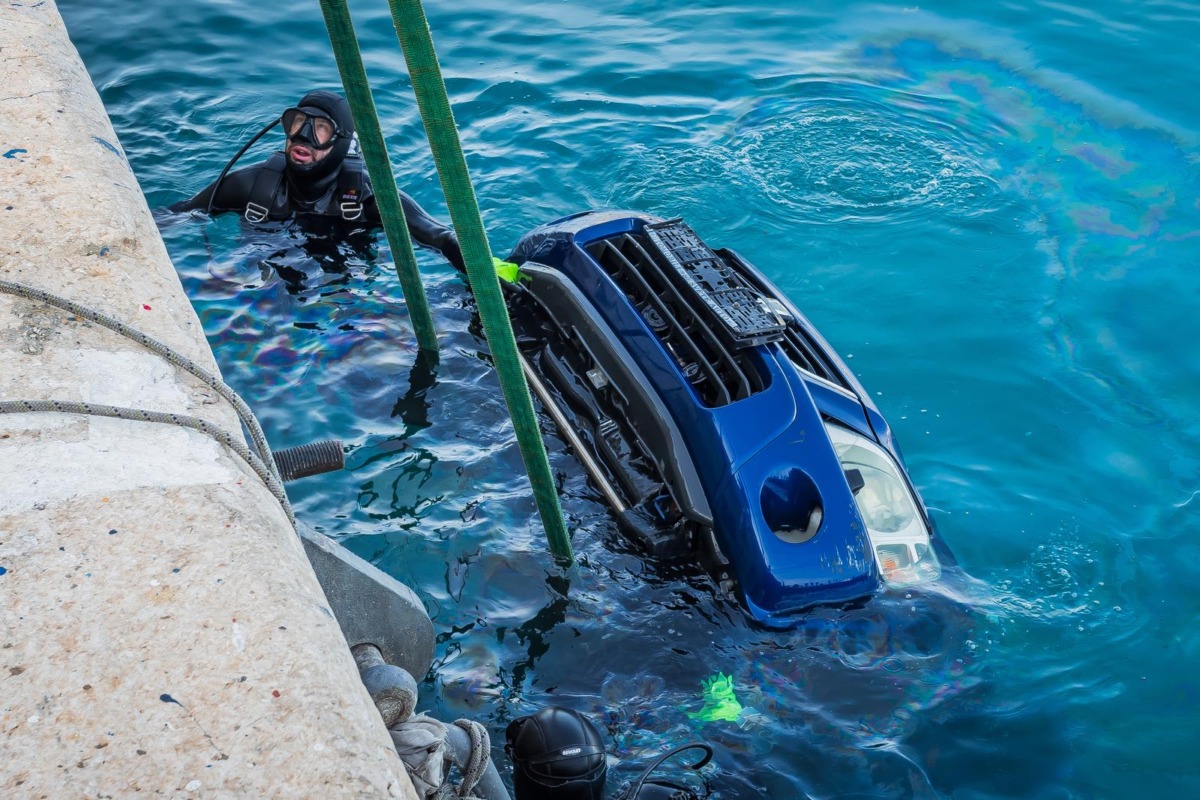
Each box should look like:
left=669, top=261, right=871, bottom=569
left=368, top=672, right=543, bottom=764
left=282, top=107, right=345, bottom=150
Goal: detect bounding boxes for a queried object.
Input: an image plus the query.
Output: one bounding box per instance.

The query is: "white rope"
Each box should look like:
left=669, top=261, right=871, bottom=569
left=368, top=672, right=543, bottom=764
left=0, top=399, right=294, bottom=525
left=0, top=280, right=293, bottom=525
left=451, top=719, right=490, bottom=798
left=0, top=279, right=279, bottom=480
left=388, top=715, right=491, bottom=799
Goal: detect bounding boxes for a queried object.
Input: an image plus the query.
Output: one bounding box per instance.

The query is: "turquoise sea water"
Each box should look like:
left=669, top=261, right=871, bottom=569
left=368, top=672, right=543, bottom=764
left=60, top=0, right=1200, bottom=796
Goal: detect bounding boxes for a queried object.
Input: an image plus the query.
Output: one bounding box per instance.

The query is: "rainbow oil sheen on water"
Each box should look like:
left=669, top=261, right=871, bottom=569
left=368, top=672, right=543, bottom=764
left=61, top=0, right=1200, bottom=797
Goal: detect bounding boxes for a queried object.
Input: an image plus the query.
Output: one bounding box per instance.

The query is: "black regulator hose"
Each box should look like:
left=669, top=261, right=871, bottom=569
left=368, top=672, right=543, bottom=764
left=619, top=742, right=714, bottom=799
left=206, top=117, right=282, bottom=216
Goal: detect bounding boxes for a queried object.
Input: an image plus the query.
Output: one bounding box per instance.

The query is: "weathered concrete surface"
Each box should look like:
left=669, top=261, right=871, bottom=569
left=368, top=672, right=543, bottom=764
left=300, top=526, right=435, bottom=684
left=0, top=2, right=417, bottom=797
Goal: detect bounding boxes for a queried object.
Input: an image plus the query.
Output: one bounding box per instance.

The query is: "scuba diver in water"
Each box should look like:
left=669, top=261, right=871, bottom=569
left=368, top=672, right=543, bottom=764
left=506, top=706, right=713, bottom=799
left=170, top=89, right=464, bottom=271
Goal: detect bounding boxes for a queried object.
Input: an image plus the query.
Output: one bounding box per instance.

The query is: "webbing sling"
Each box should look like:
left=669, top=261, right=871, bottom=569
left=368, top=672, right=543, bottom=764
left=315, top=0, right=572, bottom=560
left=382, top=0, right=572, bottom=560
left=318, top=0, right=440, bottom=354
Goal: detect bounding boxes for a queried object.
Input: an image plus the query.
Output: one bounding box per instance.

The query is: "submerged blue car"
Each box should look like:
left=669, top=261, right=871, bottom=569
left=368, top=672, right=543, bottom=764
left=506, top=211, right=943, bottom=627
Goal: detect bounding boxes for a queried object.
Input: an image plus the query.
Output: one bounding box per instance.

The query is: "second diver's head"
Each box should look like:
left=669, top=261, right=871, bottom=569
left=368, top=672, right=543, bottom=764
left=505, top=706, right=607, bottom=800
left=282, top=90, right=354, bottom=191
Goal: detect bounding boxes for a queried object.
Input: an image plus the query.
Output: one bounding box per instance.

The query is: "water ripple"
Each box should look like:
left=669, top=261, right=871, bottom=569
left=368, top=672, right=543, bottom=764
left=727, top=84, right=1006, bottom=224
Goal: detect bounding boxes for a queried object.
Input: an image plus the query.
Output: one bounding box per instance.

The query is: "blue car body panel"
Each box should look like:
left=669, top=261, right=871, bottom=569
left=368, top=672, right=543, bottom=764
left=510, top=211, right=934, bottom=625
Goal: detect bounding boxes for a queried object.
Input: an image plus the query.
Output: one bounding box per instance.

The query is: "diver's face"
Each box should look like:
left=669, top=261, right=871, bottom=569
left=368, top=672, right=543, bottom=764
left=284, top=110, right=337, bottom=166
left=286, top=138, right=330, bottom=166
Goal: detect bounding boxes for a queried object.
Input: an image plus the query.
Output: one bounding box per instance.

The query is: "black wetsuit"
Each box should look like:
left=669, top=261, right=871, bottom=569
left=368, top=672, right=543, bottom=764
left=169, top=155, right=465, bottom=271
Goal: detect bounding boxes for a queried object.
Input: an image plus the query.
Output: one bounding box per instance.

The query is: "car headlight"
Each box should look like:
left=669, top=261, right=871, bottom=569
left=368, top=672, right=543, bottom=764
left=825, top=422, right=941, bottom=587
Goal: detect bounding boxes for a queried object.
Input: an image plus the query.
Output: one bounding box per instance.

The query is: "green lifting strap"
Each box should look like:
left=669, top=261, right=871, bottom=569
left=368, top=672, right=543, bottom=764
left=383, top=0, right=573, bottom=561
left=317, top=0, right=439, bottom=355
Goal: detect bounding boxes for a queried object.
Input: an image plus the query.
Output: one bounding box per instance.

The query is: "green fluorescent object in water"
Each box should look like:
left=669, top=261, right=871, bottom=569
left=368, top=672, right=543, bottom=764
left=492, top=257, right=523, bottom=284
left=689, top=672, right=743, bottom=723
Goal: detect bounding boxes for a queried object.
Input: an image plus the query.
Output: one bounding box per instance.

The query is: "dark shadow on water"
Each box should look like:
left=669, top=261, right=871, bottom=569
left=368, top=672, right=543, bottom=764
left=493, top=572, right=572, bottom=694
left=390, top=350, right=439, bottom=435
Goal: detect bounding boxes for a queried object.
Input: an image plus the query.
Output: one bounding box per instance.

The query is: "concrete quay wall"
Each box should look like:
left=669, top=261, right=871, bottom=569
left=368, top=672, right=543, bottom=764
left=0, top=2, right=416, bottom=796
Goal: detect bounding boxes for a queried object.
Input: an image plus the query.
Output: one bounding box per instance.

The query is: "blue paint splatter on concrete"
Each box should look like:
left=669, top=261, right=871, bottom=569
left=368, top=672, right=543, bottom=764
left=92, top=137, right=123, bottom=158
left=3, top=149, right=27, bottom=160
left=0, top=566, right=7, bottom=576
left=172, top=568, right=181, bottom=573
left=160, top=693, right=183, bottom=707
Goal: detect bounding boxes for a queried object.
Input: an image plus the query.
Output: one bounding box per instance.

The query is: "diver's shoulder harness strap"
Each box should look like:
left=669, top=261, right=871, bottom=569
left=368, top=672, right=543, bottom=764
left=336, top=155, right=366, bottom=221
left=245, top=151, right=287, bottom=223
left=244, top=152, right=365, bottom=222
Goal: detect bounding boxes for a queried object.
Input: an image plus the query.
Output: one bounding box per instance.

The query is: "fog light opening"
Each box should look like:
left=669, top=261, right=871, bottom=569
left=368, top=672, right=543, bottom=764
left=761, top=468, right=823, bottom=544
